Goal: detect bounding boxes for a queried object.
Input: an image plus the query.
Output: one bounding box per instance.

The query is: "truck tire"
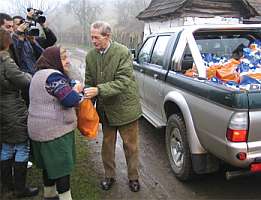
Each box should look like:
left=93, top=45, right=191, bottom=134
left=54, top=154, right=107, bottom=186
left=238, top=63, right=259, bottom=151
left=165, top=114, right=193, bottom=181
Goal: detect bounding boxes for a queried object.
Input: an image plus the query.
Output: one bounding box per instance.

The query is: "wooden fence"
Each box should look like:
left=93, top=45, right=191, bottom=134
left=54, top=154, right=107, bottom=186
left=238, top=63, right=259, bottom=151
left=57, top=30, right=143, bottom=49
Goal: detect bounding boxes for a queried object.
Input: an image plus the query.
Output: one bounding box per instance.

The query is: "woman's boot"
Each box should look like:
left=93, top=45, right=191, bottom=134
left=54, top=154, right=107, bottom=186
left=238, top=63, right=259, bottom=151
left=58, top=190, right=72, bottom=200
left=14, top=161, right=39, bottom=198
left=0, top=159, right=14, bottom=194
left=44, top=185, right=59, bottom=200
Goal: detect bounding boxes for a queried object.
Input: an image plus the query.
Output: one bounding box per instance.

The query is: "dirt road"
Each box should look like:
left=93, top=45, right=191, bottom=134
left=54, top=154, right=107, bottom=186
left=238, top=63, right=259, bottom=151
left=83, top=118, right=261, bottom=200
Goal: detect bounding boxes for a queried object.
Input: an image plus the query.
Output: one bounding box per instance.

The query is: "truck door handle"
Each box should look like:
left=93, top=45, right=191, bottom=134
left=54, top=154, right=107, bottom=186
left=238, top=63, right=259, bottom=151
left=154, top=74, right=158, bottom=79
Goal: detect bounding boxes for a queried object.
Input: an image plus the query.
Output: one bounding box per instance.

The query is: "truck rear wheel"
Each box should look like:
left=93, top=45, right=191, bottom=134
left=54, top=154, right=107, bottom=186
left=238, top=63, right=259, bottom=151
left=165, top=114, right=193, bottom=181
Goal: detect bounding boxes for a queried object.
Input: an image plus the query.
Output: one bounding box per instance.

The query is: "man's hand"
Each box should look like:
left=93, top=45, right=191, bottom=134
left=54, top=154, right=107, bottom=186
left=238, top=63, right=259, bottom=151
left=17, top=23, right=28, bottom=32
left=16, top=23, right=28, bottom=40
left=27, top=9, right=34, bottom=18
left=84, top=87, right=98, bottom=99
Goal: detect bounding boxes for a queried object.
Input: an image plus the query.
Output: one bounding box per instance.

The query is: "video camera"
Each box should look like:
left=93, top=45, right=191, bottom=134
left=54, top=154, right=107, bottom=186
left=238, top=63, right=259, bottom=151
left=21, top=8, right=46, bottom=36
left=26, top=8, right=46, bottom=24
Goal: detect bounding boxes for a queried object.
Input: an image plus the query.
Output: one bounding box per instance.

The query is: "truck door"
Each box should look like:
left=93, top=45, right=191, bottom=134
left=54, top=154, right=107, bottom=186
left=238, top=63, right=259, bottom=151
left=142, top=35, right=171, bottom=125
left=133, top=36, right=156, bottom=102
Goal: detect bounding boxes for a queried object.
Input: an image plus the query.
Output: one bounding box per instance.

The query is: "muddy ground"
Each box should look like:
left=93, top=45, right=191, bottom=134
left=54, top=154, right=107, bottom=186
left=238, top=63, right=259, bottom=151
left=83, top=118, right=261, bottom=200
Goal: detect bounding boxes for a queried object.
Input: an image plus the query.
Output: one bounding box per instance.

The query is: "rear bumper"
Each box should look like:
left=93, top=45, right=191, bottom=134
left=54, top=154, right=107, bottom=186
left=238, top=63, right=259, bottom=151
left=224, top=141, right=261, bottom=168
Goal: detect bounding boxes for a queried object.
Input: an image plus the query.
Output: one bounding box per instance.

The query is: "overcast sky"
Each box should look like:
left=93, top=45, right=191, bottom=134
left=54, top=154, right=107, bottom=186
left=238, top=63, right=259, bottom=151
left=0, top=0, right=70, bottom=13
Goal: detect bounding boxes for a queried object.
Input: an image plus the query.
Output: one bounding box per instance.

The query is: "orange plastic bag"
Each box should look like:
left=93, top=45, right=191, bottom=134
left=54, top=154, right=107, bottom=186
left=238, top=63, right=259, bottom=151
left=77, top=99, right=99, bottom=139
left=216, top=60, right=240, bottom=83
left=207, top=64, right=222, bottom=79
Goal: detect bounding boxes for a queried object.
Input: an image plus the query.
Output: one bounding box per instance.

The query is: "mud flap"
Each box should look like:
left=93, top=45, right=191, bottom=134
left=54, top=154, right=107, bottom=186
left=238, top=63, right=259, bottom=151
left=191, top=153, right=220, bottom=174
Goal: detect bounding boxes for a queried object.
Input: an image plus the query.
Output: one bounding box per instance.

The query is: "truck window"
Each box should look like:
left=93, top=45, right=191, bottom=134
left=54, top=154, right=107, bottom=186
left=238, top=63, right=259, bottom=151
left=151, top=35, right=171, bottom=66
left=138, top=36, right=155, bottom=64
left=195, top=37, right=249, bottom=58
left=181, top=45, right=194, bottom=74
left=193, top=31, right=261, bottom=58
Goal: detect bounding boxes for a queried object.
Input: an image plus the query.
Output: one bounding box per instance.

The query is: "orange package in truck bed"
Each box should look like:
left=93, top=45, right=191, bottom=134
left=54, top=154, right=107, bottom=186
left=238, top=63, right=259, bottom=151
left=207, top=65, right=222, bottom=79
left=216, top=60, right=240, bottom=83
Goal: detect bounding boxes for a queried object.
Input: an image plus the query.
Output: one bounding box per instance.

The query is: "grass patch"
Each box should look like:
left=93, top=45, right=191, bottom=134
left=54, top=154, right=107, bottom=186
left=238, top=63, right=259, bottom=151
left=26, top=132, right=100, bottom=200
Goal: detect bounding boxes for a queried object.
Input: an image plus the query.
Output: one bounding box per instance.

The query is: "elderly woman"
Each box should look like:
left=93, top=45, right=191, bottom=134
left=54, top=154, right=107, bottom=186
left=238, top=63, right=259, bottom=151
left=28, top=46, right=83, bottom=200
left=0, top=28, right=39, bottom=198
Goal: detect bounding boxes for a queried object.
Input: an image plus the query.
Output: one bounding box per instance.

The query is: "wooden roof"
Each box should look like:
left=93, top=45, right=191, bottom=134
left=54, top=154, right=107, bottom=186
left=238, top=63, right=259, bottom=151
left=137, top=0, right=261, bottom=21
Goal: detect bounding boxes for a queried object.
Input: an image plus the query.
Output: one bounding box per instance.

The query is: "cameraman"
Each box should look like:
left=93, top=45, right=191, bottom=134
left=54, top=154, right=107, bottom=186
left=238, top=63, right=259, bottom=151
left=12, top=16, right=43, bottom=75
left=26, top=8, right=57, bottom=49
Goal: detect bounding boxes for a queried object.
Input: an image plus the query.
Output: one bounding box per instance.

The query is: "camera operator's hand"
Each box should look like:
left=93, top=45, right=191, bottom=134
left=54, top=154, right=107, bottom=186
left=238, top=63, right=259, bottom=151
left=17, top=23, right=28, bottom=33
left=16, top=23, right=28, bottom=40
left=27, top=9, right=34, bottom=18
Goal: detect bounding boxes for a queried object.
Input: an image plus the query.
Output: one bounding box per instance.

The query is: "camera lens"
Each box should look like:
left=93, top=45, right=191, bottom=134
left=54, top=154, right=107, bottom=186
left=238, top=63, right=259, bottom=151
left=36, top=16, right=46, bottom=24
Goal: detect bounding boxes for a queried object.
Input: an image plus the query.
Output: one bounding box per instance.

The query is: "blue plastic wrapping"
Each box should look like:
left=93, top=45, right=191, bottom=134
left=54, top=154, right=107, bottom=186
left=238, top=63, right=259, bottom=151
left=200, top=39, right=261, bottom=90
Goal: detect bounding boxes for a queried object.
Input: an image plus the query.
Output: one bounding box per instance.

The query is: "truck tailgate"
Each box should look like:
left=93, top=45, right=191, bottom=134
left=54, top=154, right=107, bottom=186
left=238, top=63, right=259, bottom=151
left=247, top=91, right=261, bottom=143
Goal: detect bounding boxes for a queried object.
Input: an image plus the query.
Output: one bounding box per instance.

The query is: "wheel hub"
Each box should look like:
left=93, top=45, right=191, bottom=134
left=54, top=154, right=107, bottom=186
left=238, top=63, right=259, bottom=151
left=170, top=128, right=184, bottom=168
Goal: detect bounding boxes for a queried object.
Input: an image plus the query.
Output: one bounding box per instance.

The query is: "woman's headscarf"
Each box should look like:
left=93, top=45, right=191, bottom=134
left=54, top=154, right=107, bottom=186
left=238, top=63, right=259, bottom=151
left=35, top=46, right=64, bottom=72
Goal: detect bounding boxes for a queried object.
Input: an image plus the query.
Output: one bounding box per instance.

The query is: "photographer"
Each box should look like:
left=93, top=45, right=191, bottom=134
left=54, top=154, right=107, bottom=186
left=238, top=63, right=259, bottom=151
left=12, top=15, right=43, bottom=75
left=12, top=16, right=43, bottom=109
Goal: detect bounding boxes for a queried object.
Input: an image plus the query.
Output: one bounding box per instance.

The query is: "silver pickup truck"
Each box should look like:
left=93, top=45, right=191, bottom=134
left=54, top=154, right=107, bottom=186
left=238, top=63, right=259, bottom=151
left=133, top=24, right=261, bottom=181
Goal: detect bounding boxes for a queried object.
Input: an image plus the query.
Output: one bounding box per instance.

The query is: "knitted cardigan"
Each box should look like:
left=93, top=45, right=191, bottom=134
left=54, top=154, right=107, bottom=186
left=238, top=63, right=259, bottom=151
left=28, top=69, right=77, bottom=142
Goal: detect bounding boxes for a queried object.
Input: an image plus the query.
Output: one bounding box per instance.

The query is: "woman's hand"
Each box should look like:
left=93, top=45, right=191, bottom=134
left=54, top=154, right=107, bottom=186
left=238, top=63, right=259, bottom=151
left=73, top=83, right=83, bottom=93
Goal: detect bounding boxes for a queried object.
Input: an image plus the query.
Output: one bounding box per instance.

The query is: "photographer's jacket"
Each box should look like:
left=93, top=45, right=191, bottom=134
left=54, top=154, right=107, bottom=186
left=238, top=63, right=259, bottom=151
left=85, top=41, right=142, bottom=126
left=12, top=34, right=43, bottom=75
left=37, top=27, right=57, bottom=49
left=0, top=51, right=31, bottom=144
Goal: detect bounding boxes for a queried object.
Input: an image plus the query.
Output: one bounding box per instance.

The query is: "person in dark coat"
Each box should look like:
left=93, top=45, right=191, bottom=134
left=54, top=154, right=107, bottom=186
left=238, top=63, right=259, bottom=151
left=0, top=28, right=39, bottom=198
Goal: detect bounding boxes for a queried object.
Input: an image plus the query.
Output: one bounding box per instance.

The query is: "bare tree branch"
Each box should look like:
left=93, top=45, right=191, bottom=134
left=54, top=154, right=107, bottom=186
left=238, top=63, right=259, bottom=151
left=67, top=0, right=101, bottom=44
left=7, top=0, right=59, bottom=16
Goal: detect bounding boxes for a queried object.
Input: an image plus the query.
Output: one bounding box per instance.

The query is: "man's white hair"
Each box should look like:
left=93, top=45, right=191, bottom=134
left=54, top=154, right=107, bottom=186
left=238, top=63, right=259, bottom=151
left=91, top=21, right=112, bottom=36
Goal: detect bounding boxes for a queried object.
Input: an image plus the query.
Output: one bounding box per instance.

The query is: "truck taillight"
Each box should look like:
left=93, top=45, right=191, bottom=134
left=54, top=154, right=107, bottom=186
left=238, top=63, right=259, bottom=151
left=226, top=129, right=248, bottom=142
left=226, top=112, right=248, bottom=142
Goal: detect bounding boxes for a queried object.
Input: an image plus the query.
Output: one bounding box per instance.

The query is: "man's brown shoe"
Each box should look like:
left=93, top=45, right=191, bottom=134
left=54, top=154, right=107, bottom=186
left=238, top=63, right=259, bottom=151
left=100, top=178, right=115, bottom=191
left=129, top=180, right=140, bottom=192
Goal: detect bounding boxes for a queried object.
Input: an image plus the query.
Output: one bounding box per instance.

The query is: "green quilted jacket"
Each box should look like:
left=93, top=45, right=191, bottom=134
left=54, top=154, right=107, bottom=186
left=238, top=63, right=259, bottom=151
left=0, top=51, right=31, bottom=143
left=85, top=41, right=142, bottom=126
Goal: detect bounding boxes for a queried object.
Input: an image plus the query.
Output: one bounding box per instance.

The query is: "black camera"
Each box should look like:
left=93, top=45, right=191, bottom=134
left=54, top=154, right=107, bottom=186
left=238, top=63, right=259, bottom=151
left=19, top=8, right=46, bottom=36
left=27, top=8, right=46, bottom=24
left=19, top=19, right=39, bottom=37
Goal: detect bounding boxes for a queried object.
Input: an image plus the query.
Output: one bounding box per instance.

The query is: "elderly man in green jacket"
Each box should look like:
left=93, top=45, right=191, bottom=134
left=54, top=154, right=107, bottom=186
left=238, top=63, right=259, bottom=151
left=84, top=21, right=142, bottom=192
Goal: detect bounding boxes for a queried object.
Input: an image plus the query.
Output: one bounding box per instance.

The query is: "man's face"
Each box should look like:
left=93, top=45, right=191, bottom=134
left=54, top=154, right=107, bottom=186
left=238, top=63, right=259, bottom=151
left=13, top=18, right=22, bottom=32
left=90, top=28, right=110, bottom=51
left=1, top=19, right=13, bottom=33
